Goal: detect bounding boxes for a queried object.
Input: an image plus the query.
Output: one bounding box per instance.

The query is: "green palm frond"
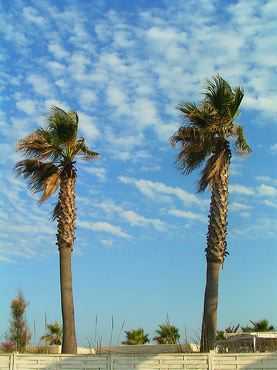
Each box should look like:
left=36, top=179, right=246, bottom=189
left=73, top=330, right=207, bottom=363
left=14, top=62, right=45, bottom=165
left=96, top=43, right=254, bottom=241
left=46, top=106, right=78, bottom=145
left=227, top=86, right=244, bottom=120
left=171, top=126, right=216, bottom=174
left=205, top=75, right=233, bottom=114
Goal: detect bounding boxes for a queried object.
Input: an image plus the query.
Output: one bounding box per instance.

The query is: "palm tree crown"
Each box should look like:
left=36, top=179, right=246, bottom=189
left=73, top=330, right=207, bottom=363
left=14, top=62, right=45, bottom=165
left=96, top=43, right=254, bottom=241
left=122, top=328, right=150, bottom=345
left=41, top=322, right=63, bottom=345
left=15, top=106, right=99, bottom=209
left=153, top=323, right=180, bottom=344
left=171, top=75, right=251, bottom=193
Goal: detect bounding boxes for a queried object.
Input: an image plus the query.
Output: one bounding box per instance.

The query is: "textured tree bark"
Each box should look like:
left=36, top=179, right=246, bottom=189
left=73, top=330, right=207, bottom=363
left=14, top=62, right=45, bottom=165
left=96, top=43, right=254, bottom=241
left=200, top=261, right=221, bottom=352
left=200, top=148, right=230, bottom=352
left=57, top=173, right=77, bottom=354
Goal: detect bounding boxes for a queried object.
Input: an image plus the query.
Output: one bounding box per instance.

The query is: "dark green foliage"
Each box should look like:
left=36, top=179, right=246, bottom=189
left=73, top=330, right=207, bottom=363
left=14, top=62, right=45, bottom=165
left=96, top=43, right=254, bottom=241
left=153, top=323, right=180, bottom=344
left=242, top=319, right=275, bottom=332
left=122, top=328, right=150, bottom=345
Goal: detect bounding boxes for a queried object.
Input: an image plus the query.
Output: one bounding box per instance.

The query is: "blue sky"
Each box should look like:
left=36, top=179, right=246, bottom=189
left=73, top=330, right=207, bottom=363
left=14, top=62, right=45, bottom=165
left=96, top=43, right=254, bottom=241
left=0, top=0, right=277, bottom=347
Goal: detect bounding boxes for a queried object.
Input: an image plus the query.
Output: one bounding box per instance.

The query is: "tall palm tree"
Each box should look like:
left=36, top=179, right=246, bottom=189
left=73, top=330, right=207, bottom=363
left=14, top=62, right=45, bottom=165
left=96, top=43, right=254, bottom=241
left=15, top=106, right=99, bottom=353
left=122, top=328, right=150, bottom=345
left=41, top=321, right=63, bottom=345
left=171, top=76, right=251, bottom=352
left=153, top=323, right=180, bottom=344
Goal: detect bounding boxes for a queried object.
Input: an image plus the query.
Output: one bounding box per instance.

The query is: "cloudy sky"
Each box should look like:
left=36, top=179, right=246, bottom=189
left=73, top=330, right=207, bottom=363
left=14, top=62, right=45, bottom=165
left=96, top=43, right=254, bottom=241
left=0, top=0, right=277, bottom=346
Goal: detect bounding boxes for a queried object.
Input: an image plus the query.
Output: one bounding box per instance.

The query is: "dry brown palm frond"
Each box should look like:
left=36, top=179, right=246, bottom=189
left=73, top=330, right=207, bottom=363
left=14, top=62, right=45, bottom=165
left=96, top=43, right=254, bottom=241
left=197, top=146, right=231, bottom=192
left=78, top=141, right=99, bottom=160
left=233, top=125, right=252, bottom=155
left=16, top=128, right=61, bottom=160
left=40, top=171, right=61, bottom=203
left=15, top=159, right=59, bottom=198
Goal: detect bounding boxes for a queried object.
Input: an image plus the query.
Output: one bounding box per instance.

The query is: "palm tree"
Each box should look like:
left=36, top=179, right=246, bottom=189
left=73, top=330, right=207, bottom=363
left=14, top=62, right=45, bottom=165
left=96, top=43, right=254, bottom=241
left=15, top=106, right=99, bottom=353
left=122, top=328, right=150, bottom=345
left=216, top=323, right=240, bottom=341
left=242, top=319, right=275, bottom=332
left=41, top=322, right=63, bottom=345
left=153, top=323, right=180, bottom=344
left=171, top=76, right=251, bottom=352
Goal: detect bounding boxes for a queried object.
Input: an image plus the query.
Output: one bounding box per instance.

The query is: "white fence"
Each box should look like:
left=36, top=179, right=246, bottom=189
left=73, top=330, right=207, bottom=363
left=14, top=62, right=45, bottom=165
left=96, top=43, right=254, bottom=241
left=1, top=352, right=277, bottom=370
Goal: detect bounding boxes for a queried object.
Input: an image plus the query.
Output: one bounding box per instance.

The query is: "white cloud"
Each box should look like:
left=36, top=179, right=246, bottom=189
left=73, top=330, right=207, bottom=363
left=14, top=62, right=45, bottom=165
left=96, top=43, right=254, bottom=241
left=78, top=112, right=99, bottom=140
left=270, top=144, right=277, bottom=153
left=79, top=89, right=97, bottom=106
left=118, top=176, right=205, bottom=206
left=26, top=74, right=52, bottom=96
left=229, top=184, right=255, bottom=196
left=16, top=99, right=37, bottom=115
left=77, top=220, right=131, bottom=239
left=22, top=6, right=45, bottom=25
left=84, top=167, right=106, bottom=182
left=88, top=200, right=165, bottom=231
left=168, top=208, right=207, bottom=223
left=264, top=200, right=277, bottom=209
left=48, top=42, right=70, bottom=59
left=257, top=184, right=277, bottom=197
left=229, top=202, right=252, bottom=212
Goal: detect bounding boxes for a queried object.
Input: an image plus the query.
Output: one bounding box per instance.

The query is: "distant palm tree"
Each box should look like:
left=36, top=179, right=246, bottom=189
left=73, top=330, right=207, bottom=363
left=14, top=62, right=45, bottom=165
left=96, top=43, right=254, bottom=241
left=122, top=328, right=150, bottom=345
left=242, top=319, right=275, bottom=332
left=15, top=106, right=99, bottom=353
left=216, top=323, right=240, bottom=341
left=41, top=322, right=63, bottom=345
left=153, top=323, right=180, bottom=344
left=171, top=76, right=251, bottom=352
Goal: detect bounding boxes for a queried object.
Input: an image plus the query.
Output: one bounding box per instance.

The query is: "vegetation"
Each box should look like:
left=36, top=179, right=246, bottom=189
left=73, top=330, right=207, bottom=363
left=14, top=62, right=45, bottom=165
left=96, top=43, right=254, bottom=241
left=41, top=322, right=63, bottom=345
left=242, top=319, right=275, bottom=332
left=15, top=106, right=99, bottom=353
left=5, top=290, right=31, bottom=352
left=153, top=323, right=180, bottom=344
left=122, top=328, right=150, bottom=345
left=171, top=75, right=251, bottom=352
left=216, top=324, right=240, bottom=341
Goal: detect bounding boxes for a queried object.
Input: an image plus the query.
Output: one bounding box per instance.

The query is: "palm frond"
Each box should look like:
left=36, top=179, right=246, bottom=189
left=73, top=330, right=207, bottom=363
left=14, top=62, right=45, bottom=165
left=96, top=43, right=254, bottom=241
left=233, top=125, right=251, bottom=155
left=227, top=86, right=244, bottom=120
left=204, top=75, right=233, bottom=113
left=197, top=145, right=231, bottom=192
left=171, top=126, right=216, bottom=174
left=16, top=128, right=61, bottom=160
left=46, top=105, right=78, bottom=144
left=77, top=140, right=99, bottom=160
left=14, top=159, right=60, bottom=202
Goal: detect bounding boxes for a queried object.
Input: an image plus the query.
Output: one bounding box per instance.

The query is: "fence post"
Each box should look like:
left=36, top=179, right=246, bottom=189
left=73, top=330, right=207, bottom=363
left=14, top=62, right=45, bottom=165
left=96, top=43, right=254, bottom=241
left=208, top=350, right=215, bottom=370
left=108, top=354, right=113, bottom=370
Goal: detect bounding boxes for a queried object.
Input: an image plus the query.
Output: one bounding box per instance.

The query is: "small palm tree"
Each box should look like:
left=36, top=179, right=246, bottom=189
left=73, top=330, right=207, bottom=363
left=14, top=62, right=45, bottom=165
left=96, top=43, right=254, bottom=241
left=171, top=76, right=251, bottom=352
left=15, top=106, right=99, bottom=353
left=153, top=323, right=180, bottom=344
left=41, top=322, right=63, bottom=345
left=242, top=319, right=275, bottom=332
left=216, top=323, right=240, bottom=341
left=122, top=328, right=150, bottom=345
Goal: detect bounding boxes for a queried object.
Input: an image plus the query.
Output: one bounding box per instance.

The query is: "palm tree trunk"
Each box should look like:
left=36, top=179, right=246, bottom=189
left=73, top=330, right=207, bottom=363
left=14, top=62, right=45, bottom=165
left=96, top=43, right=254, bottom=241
left=200, top=261, right=221, bottom=352
left=200, top=151, right=230, bottom=352
left=57, top=173, right=77, bottom=354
